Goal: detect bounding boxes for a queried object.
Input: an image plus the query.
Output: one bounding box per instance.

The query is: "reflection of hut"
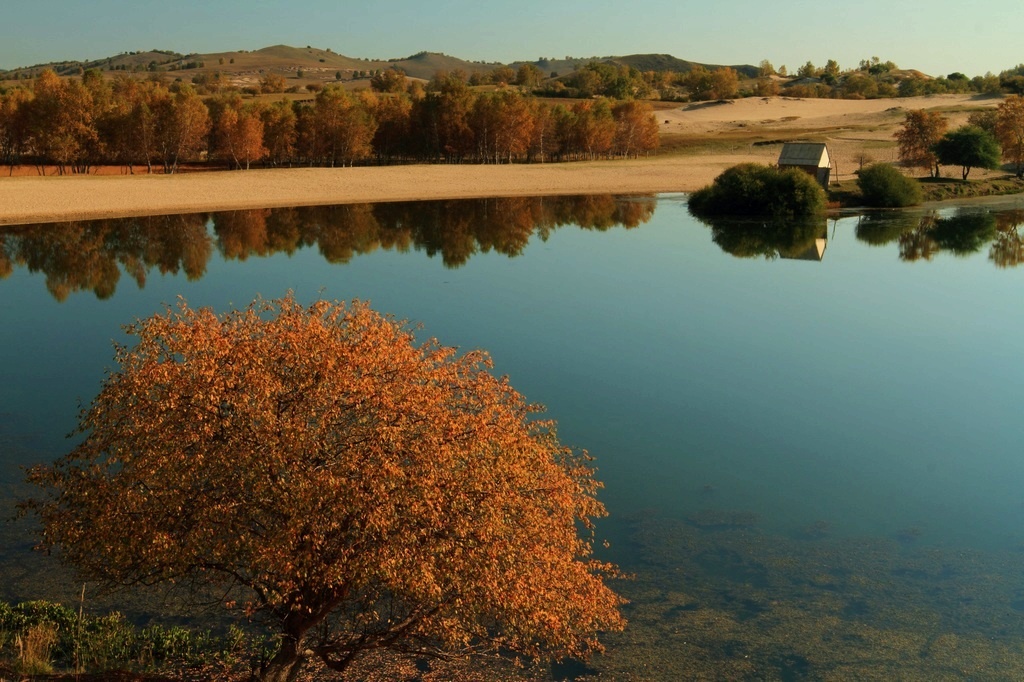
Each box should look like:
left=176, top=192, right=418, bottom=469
left=778, top=142, right=831, bottom=188
left=780, top=220, right=829, bottom=262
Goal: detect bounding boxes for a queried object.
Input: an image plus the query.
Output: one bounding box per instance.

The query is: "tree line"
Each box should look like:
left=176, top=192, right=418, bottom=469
left=0, top=68, right=660, bottom=175
left=477, top=57, right=1024, bottom=102
left=895, top=95, right=1024, bottom=180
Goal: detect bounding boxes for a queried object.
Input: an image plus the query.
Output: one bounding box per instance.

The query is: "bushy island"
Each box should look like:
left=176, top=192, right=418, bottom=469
left=688, top=163, right=827, bottom=220
left=686, top=164, right=829, bottom=260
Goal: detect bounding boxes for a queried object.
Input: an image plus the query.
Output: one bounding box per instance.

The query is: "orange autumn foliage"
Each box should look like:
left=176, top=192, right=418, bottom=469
left=26, top=294, right=624, bottom=681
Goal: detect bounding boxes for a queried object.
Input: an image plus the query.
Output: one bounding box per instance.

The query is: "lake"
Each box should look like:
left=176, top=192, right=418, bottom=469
left=3, top=194, right=1024, bottom=678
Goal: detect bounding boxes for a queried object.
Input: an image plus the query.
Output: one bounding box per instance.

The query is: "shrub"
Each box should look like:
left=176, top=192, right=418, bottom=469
left=689, top=163, right=827, bottom=219
left=932, top=125, right=1002, bottom=180
left=857, top=163, right=924, bottom=207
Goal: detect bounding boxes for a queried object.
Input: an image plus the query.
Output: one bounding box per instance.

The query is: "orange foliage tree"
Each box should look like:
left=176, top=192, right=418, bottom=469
left=26, top=295, right=625, bottom=681
left=217, top=105, right=268, bottom=170
left=895, top=109, right=948, bottom=177
left=28, top=69, right=98, bottom=174
left=259, top=99, right=297, bottom=167
left=612, top=100, right=659, bottom=158
left=996, top=95, right=1024, bottom=178
left=153, top=86, right=211, bottom=173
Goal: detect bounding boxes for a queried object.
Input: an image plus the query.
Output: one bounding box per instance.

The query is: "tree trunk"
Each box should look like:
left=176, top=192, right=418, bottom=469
left=261, top=634, right=306, bottom=682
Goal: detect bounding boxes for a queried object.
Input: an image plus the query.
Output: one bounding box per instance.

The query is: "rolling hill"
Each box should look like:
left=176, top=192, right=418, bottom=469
left=0, top=44, right=757, bottom=84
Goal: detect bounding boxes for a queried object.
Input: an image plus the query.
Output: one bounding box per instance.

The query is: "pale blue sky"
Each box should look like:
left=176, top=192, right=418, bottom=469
left=2, top=0, right=1020, bottom=77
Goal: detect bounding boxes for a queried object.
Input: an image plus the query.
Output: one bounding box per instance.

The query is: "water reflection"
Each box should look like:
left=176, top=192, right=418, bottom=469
left=0, top=214, right=212, bottom=301
left=0, top=195, right=656, bottom=300
left=692, top=215, right=829, bottom=261
left=855, top=208, right=1024, bottom=266
left=692, top=206, right=1024, bottom=268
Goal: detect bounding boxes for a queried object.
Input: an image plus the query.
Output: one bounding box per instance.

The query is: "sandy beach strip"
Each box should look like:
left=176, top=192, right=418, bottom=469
left=0, top=156, right=748, bottom=226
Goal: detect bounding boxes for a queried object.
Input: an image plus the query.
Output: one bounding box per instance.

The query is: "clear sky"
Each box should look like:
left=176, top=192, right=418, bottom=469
left=2, top=0, right=1020, bottom=77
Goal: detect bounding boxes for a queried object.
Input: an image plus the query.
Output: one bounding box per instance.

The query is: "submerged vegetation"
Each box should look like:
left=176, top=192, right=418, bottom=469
left=595, top=508, right=1024, bottom=679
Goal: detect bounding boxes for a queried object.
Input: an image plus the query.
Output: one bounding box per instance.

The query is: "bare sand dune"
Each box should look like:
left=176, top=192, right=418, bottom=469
left=0, top=94, right=1003, bottom=226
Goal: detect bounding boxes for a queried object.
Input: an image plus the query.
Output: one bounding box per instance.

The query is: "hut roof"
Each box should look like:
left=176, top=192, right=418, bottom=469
left=778, top=142, right=829, bottom=168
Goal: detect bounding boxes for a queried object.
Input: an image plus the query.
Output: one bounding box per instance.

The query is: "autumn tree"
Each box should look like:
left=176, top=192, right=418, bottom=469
left=489, top=65, right=516, bottom=86
left=895, top=109, right=948, bottom=177
left=259, top=72, right=287, bottom=94
left=515, top=63, right=544, bottom=89
left=26, top=295, right=625, bottom=682
left=260, top=99, right=297, bottom=167
left=967, top=109, right=998, bottom=136
left=471, top=89, right=534, bottom=163
left=0, top=87, right=32, bottom=173
left=682, top=66, right=738, bottom=101
left=369, top=92, right=412, bottom=163
left=218, top=105, right=268, bottom=169
left=753, top=77, right=780, bottom=96
left=528, top=101, right=559, bottom=163
left=369, top=68, right=407, bottom=93
left=99, top=76, right=158, bottom=174
left=611, top=100, right=659, bottom=157
left=28, top=69, right=99, bottom=174
left=306, top=86, right=377, bottom=167
left=415, top=72, right=474, bottom=161
left=564, top=99, right=615, bottom=160
left=932, top=125, right=1001, bottom=180
left=996, top=95, right=1024, bottom=177
left=153, top=85, right=211, bottom=173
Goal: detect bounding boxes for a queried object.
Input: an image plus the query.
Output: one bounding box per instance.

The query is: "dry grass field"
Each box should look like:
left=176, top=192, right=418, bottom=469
left=653, top=93, right=1001, bottom=184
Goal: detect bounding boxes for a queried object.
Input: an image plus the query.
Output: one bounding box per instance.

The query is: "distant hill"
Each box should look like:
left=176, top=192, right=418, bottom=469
left=509, top=54, right=759, bottom=79
left=610, top=54, right=760, bottom=79
left=0, top=45, right=756, bottom=83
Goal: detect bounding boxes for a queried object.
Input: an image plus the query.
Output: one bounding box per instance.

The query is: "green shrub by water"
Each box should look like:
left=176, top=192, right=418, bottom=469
left=0, top=599, right=253, bottom=676
left=688, top=163, right=827, bottom=219
left=857, top=163, right=923, bottom=207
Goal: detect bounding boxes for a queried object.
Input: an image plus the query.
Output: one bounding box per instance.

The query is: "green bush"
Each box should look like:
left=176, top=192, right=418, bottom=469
left=689, top=163, right=827, bottom=219
left=0, top=599, right=248, bottom=675
left=857, top=163, right=924, bottom=207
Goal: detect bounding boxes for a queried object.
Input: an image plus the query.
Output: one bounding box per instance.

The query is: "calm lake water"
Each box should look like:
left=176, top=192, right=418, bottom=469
left=3, top=194, right=1024, bottom=679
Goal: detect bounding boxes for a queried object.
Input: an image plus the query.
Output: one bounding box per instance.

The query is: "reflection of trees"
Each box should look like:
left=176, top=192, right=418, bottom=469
left=990, top=209, right=1024, bottom=268
left=0, top=214, right=212, bottom=301
left=695, top=215, right=827, bottom=260
left=1, top=195, right=655, bottom=300
left=896, top=212, right=938, bottom=262
left=896, top=210, right=998, bottom=262
left=929, top=212, right=997, bottom=256
left=855, top=213, right=919, bottom=246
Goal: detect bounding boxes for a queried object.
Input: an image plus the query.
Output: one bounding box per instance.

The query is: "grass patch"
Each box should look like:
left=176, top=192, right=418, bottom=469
left=919, top=175, right=1024, bottom=202
left=0, top=599, right=263, bottom=679
left=829, top=174, right=1024, bottom=207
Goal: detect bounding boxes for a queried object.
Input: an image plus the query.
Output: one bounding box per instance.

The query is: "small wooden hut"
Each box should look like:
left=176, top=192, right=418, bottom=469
left=778, top=142, right=831, bottom=188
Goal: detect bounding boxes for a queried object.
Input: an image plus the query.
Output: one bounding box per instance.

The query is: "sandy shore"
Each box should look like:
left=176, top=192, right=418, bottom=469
left=0, top=157, right=743, bottom=225
left=0, top=93, right=1001, bottom=225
